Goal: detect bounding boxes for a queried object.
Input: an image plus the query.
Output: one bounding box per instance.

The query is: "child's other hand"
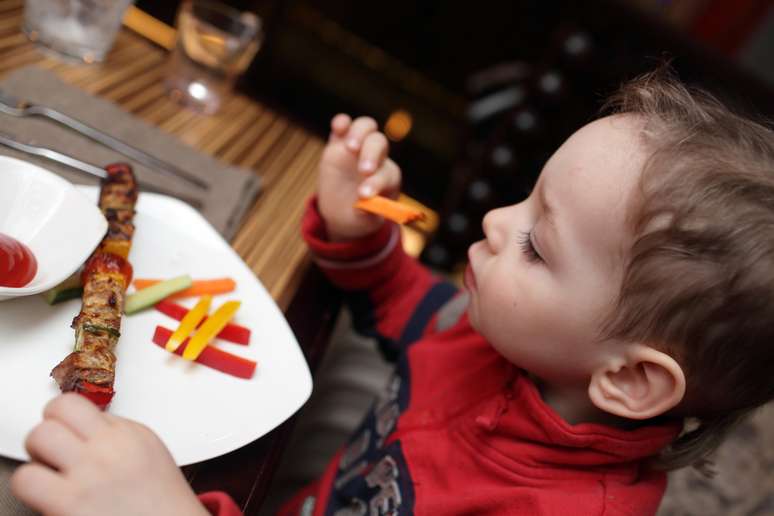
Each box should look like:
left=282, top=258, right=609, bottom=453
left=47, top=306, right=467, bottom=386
left=11, top=394, right=210, bottom=516
left=318, top=114, right=402, bottom=241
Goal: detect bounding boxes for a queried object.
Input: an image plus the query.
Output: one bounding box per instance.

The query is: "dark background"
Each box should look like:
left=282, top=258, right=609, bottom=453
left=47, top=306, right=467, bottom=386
left=139, top=0, right=774, bottom=269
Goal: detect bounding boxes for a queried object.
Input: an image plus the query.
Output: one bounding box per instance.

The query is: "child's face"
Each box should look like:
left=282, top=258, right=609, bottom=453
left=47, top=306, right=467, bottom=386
left=465, top=115, right=648, bottom=386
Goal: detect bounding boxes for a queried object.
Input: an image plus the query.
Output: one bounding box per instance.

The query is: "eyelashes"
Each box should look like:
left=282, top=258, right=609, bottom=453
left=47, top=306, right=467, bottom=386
left=518, top=231, right=543, bottom=263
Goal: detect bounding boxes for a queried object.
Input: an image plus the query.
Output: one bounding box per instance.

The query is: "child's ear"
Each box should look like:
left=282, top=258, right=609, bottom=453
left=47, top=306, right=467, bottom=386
left=588, top=345, right=686, bottom=420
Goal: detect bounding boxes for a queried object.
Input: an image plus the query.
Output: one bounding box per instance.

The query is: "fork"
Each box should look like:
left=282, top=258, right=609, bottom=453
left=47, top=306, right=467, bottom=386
left=0, top=90, right=209, bottom=191
left=0, top=132, right=204, bottom=210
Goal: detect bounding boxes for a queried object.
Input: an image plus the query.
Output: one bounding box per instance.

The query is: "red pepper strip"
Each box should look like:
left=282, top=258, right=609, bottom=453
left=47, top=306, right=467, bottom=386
left=152, top=326, right=256, bottom=379
left=154, top=300, right=251, bottom=345
left=75, top=381, right=114, bottom=409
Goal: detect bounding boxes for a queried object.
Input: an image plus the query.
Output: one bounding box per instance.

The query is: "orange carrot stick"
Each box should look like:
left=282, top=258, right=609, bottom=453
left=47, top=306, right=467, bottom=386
left=354, top=195, right=427, bottom=225
left=133, top=278, right=236, bottom=299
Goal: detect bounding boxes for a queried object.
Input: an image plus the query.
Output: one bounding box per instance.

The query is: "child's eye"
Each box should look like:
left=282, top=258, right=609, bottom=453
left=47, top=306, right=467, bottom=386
left=518, top=231, right=543, bottom=263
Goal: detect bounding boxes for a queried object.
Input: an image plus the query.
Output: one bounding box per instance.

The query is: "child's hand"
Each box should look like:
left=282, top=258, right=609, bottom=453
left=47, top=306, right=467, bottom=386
left=11, top=394, right=210, bottom=516
left=318, top=114, right=402, bottom=241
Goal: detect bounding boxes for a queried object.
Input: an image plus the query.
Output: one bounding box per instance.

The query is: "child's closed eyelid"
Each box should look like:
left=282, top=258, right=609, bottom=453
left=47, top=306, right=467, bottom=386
left=518, top=230, right=543, bottom=263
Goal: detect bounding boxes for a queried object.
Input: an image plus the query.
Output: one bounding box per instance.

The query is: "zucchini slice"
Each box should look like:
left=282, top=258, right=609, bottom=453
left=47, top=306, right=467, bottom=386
left=124, top=275, right=193, bottom=315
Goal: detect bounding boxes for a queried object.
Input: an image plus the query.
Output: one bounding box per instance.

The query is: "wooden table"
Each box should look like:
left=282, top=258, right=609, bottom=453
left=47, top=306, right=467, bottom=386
left=0, top=1, right=340, bottom=513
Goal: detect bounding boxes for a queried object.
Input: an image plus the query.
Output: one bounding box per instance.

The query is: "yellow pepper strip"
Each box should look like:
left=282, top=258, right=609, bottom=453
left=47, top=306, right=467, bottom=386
left=99, top=240, right=131, bottom=259
left=165, top=295, right=212, bottom=352
left=182, top=300, right=241, bottom=361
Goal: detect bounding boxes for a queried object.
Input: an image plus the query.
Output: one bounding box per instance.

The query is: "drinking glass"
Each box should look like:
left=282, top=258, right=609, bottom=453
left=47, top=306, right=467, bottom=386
left=164, top=0, right=263, bottom=115
left=23, top=0, right=134, bottom=63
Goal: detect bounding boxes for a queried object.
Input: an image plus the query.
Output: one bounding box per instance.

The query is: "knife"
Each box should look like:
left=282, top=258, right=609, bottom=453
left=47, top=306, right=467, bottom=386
left=0, top=132, right=204, bottom=210
left=0, top=90, right=209, bottom=191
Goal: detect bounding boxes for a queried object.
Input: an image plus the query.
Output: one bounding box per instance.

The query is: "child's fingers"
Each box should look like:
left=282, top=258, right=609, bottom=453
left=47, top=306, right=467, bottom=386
left=11, top=463, right=71, bottom=516
left=358, top=159, right=401, bottom=198
left=345, top=117, right=378, bottom=152
left=25, top=419, right=84, bottom=471
left=329, top=114, right=351, bottom=140
left=358, top=132, right=389, bottom=174
left=43, top=393, right=112, bottom=441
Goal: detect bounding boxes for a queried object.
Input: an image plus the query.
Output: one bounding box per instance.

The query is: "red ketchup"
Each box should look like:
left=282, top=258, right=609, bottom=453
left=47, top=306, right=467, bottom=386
left=0, top=233, right=37, bottom=288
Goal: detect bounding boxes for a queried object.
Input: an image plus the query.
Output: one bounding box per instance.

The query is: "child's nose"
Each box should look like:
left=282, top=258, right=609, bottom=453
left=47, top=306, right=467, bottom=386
left=482, top=208, right=505, bottom=252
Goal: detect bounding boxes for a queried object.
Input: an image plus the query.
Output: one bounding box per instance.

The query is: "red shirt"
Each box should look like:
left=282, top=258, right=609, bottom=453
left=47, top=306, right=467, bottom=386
left=201, top=199, right=680, bottom=516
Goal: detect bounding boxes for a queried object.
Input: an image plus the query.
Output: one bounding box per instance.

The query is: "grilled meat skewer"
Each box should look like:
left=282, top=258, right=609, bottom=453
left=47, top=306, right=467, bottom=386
left=51, top=163, right=137, bottom=408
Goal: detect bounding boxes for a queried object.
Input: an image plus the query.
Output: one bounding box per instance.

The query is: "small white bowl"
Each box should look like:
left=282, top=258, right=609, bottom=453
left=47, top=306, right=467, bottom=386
left=0, top=157, right=107, bottom=301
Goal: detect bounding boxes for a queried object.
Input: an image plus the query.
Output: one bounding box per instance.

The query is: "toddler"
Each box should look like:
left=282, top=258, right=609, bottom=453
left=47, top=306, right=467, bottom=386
left=12, top=68, right=774, bottom=516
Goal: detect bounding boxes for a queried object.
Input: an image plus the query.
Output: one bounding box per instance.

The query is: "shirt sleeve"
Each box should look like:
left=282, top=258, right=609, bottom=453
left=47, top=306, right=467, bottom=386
left=197, top=491, right=242, bottom=516
left=302, top=196, right=458, bottom=359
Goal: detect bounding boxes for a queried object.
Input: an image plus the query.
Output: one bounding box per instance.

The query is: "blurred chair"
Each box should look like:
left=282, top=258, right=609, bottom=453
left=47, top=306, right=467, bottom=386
left=421, top=27, right=598, bottom=271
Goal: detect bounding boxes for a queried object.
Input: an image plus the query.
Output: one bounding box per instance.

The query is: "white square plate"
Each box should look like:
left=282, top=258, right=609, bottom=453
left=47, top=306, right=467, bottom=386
left=0, top=157, right=107, bottom=300
left=0, top=186, right=312, bottom=466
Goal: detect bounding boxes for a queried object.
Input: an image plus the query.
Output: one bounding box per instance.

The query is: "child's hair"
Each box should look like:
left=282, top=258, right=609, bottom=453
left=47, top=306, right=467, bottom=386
left=601, top=66, right=774, bottom=471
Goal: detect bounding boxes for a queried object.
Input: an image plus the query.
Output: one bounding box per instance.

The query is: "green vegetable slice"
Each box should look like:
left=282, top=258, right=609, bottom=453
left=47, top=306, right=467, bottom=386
left=42, top=273, right=83, bottom=305
left=124, top=275, right=193, bottom=315
left=82, top=324, right=121, bottom=339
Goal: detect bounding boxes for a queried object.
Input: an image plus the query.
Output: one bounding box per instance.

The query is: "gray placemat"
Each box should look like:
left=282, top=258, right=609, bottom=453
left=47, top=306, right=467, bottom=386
left=0, top=66, right=261, bottom=241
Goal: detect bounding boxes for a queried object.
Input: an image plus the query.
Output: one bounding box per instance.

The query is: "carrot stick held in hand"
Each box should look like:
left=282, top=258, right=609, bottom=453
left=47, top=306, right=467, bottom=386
left=354, top=195, right=427, bottom=225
